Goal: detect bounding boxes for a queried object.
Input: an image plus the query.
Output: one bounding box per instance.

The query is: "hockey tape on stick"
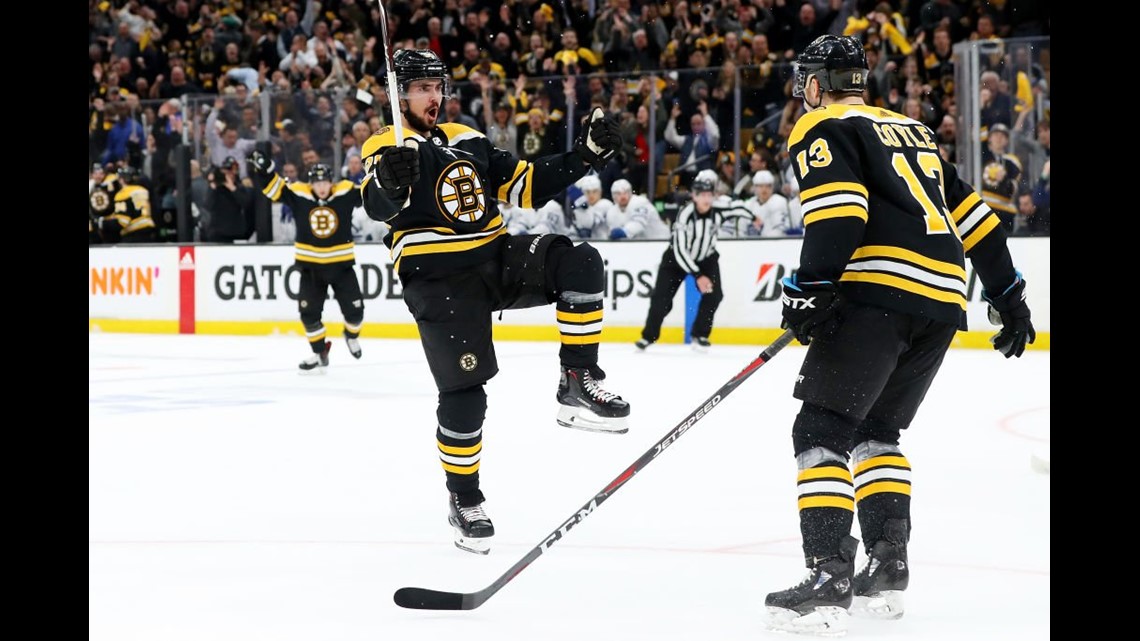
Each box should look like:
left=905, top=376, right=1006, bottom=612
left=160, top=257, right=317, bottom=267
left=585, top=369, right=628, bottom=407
left=375, top=0, right=404, bottom=144
left=393, top=328, right=797, bottom=610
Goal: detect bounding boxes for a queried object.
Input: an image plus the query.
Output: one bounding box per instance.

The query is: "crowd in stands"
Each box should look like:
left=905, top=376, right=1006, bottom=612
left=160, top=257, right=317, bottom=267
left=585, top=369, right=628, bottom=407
left=89, top=0, right=1051, bottom=244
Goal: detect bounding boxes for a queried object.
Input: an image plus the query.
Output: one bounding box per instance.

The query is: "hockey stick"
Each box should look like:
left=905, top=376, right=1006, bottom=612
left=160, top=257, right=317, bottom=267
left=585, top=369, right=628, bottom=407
left=394, top=328, right=798, bottom=610
left=374, top=0, right=404, bottom=144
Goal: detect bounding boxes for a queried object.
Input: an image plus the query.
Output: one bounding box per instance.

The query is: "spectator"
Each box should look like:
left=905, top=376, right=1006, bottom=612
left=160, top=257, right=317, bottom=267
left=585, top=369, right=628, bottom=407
left=272, top=119, right=305, bottom=173
left=1013, top=189, right=1048, bottom=237
left=205, top=156, right=254, bottom=243
left=440, top=93, right=480, bottom=130
left=517, top=107, right=564, bottom=162
left=734, top=148, right=781, bottom=198
left=149, top=64, right=202, bottom=101
left=979, top=123, right=1022, bottom=232
left=206, top=97, right=258, bottom=180
left=664, top=100, right=720, bottom=187
left=486, top=97, right=518, bottom=156
left=99, top=102, right=145, bottom=167
left=620, top=101, right=667, bottom=195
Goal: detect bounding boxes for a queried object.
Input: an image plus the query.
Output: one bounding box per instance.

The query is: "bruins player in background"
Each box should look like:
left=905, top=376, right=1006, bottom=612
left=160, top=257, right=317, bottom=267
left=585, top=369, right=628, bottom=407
left=247, top=156, right=366, bottom=372
left=763, top=36, right=1036, bottom=636
left=96, top=166, right=156, bottom=243
left=359, top=48, right=627, bottom=555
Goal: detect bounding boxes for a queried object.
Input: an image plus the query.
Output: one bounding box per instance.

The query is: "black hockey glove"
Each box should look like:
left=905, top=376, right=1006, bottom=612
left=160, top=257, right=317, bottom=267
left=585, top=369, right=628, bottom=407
left=376, top=140, right=421, bottom=190
left=574, top=107, right=622, bottom=172
left=983, top=272, right=1036, bottom=358
left=247, top=150, right=274, bottom=175
left=780, top=276, right=842, bottom=346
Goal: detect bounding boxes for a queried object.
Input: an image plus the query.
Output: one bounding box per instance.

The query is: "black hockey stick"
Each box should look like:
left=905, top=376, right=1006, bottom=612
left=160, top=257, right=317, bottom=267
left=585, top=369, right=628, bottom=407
left=394, top=328, right=797, bottom=610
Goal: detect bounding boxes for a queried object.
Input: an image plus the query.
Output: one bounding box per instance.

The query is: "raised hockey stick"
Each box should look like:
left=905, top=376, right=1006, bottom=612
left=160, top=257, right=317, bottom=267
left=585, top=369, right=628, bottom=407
left=394, top=328, right=797, bottom=610
left=374, top=0, right=404, bottom=144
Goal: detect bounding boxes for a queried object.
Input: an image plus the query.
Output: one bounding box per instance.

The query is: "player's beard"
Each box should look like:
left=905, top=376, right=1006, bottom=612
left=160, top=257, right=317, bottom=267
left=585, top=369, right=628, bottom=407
left=404, top=100, right=440, bottom=134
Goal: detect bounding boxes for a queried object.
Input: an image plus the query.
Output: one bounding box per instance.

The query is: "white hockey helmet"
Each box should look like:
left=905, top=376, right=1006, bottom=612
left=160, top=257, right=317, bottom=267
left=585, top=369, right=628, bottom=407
left=611, top=178, right=633, bottom=194
left=753, top=170, right=775, bottom=185
left=577, top=174, right=602, bottom=192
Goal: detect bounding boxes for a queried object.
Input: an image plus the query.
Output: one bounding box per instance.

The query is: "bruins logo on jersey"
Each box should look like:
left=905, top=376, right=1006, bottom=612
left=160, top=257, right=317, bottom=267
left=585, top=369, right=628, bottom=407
left=982, top=161, right=1007, bottom=187
left=308, top=206, right=340, bottom=238
left=90, top=188, right=113, bottom=216
left=436, top=160, right=487, bottom=223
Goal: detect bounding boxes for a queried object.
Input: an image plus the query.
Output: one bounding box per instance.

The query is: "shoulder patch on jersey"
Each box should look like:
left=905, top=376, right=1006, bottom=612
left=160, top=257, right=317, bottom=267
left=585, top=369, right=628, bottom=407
left=114, top=184, right=147, bottom=201
left=438, top=122, right=486, bottom=140
left=361, top=127, right=399, bottom=158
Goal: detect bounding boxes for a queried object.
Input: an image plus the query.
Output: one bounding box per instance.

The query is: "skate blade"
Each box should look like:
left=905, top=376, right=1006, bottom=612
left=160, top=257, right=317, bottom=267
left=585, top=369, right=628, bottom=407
left=852, top=591, right=904, bottom=619
left=690, top=344, right=709, bottom=353
left=453, top=534, right=491, bottom=555
left=297, top=367, right=327, bottom=375
left=556, top=406, right=629, bottom=434
left=765, top=606, right=849, bottom=637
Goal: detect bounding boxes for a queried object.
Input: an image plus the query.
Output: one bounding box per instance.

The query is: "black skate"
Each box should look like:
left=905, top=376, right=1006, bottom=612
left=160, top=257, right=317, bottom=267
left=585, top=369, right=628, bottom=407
left=556, top=365, right=630, bottom=434
left=634, top=338, right=653, bottom=351
left=691, top=336, right=711, bottom=352
left=298, top=341, right=331, bottom=373
left=448, top=492, right=494, bottom=555
left=765, top=535, right=858, bottom=637
left=852, top=519, right=909, bottom=620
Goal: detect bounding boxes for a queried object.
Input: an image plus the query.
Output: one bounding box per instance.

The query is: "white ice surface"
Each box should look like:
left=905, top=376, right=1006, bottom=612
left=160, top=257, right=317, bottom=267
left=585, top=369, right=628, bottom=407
left=90, top=333, right=1049, bottom=640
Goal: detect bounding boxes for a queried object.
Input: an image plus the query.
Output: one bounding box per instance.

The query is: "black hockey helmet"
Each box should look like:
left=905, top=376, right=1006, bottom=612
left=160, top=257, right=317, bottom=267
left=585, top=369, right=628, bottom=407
left=691, top=174, right=716, bottom=194
left=392, top=48, right=451, bottom=100
left=117, top=165, right=140, bottom=184
left=307, top=163, right=334, bottom=183
left=793, top=35, right=869, bottom=98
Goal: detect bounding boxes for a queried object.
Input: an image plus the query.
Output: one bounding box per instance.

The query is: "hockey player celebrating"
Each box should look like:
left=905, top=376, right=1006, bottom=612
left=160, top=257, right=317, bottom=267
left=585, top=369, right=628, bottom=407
left=607, top=179, right=671, bottom=240
left=764, top=35, right=1035, bottom=636
left=247, top=156, right=367, bottom=371
left=358, top=48, right=629, bottom=555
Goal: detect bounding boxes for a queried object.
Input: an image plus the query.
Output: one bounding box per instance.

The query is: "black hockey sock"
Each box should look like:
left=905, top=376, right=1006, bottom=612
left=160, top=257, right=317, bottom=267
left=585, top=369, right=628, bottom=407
left=438, top=386, right=487, bottom=497
left=304, top=322, right=327, bottom=353
left=796, top=454, right=855, bottom=562
left=853, top=441, right=912, bottom=547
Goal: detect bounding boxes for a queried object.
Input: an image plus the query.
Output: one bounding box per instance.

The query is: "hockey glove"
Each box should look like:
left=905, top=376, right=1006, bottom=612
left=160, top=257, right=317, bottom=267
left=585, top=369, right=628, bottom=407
left=247, top=150, right=274, bottom=175
left=983, top=272, right=1036, bottom=358
left=574, top=107, right=622, bottom=172
left=376, top=140, right=421, bottom=190
left=780, top=276, right=842, bottom=346
left=609, top=227, right=628, bottom=240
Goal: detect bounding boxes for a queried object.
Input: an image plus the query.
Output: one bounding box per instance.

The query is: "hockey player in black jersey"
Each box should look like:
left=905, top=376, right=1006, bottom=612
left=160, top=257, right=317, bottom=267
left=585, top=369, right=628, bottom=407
left=358, top=48, right=629, bottom=555
left=635, top=171, right=758, bottom=352
left=248, top=156, right=366, bottom=372
left=763, top=35, right=1036, bottom=636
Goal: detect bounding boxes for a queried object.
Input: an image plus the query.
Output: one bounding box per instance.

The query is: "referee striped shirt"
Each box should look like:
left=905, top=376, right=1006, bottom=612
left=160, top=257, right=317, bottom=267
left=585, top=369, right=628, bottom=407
left=671, top=199, right=755, bottom=273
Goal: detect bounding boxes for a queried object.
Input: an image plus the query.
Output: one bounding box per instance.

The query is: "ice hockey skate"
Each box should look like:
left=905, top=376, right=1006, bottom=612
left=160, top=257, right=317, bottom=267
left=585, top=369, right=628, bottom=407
left=345, top=335, right=362, bottom=359
left=765, top=536, right=858, bottom=637
left=448, top=491, right=494, bottom=555
left=691, top=336, right=711, bottom=352
left=298, top=341, right=331, bottom=373
left=852, top=519, right=909, bottom=620
left=556, top=365, right=630, bottom=433
left=634, top=338, right=653, bottom=351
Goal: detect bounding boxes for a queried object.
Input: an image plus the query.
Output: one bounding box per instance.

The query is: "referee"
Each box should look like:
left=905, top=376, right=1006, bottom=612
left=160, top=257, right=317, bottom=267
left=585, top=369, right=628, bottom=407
left=635, top=171, right=757, bottom=351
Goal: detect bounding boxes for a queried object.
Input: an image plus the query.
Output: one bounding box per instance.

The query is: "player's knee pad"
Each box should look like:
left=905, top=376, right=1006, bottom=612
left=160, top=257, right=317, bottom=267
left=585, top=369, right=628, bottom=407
left=792, top=402, right=858, bottom=457
left=301, top=320, right=324, bottom=336
left=437, top=385, right=487, bottom=434
left=796, top=445, right=848, bottom=470
left=552, top=241, right=604, bottom=296
left=852, top=439, right=903, bottom=465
